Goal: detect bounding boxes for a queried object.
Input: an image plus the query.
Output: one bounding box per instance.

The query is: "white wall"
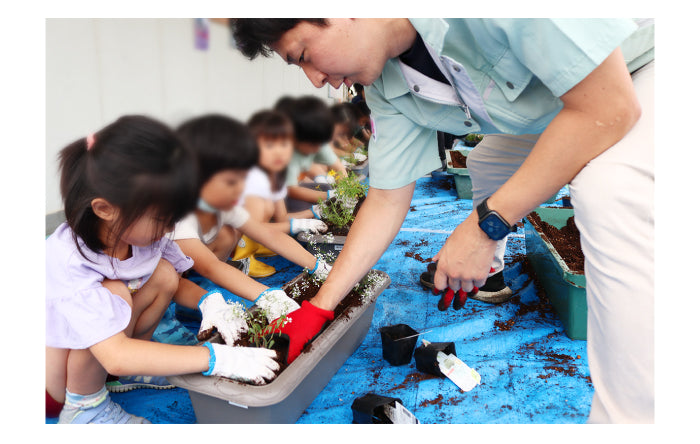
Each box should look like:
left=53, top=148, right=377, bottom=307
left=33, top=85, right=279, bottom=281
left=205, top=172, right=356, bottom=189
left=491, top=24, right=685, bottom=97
left=45, top=18, right=340, bottom=215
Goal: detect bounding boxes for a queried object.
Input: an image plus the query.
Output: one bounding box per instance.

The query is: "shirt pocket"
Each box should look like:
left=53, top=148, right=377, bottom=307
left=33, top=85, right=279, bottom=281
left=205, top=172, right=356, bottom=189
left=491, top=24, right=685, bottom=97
left=488, top=49, right=533, bottom=102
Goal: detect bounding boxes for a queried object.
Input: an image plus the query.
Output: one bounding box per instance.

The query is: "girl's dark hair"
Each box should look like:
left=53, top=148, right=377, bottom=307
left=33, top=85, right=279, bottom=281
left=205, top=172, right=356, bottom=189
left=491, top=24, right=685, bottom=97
left=331, top=102, right=362, bottom=135
left=247, top=110, right=293, bottom=193
left=247, top=109, right=294, bottom=141
left=175, top=114, right=258, bottom=188
left=229, top=19, right=327, bottom=59
left=59, top=115, right=199, bottom=257
left=274, top=95, right=333, bottom=144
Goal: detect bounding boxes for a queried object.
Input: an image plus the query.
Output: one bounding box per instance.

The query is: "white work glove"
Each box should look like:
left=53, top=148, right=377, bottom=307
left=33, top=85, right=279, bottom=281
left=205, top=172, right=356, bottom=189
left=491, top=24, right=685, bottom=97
left=310, top=204, right=324, bottom=220
left=202, top=342, right=279, bottom=385
left=254, top=288, right=301, bottom=322
left=353, top=152, right=367, bottom=162
left=290, top=218, right=328, bottom=235
left=198, top=291, right=248, bottom=346
left=327, top=189, right=337, bottom=199
left=337, top=195, right=358, bottom=210
left=308, top=258, right=332, bottom=281
left=314, top=174, right=336, bottom=185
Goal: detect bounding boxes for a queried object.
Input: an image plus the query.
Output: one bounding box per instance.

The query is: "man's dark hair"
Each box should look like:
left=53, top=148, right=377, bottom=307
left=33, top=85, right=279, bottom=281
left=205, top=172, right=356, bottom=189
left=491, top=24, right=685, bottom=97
left=229, top=19, right=327, bottom=59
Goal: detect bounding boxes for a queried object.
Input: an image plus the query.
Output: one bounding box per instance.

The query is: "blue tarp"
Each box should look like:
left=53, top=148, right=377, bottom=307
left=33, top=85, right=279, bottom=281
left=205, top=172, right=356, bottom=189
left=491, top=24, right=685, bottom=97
left=47, top=171, right=592, bottom=424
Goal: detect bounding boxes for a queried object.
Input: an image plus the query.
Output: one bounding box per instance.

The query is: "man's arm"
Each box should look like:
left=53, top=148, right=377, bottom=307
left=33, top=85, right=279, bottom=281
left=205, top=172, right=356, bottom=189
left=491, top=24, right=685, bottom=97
left=433, top=47, right=641, bottom=292
left=310, top=182, right=415, bottom=310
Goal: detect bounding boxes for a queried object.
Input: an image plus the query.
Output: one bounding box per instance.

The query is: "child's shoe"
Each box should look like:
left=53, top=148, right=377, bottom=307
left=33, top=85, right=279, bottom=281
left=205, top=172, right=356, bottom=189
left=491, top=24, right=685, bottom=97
left=231, top=235, right=257, bottom=261
left=58, top=388, right=150, bottom=424
left=105, top=375, right=174, bottom=393
left=248, top=256, right=276, bottom=278
left=226, top=257, right=250, bottom=275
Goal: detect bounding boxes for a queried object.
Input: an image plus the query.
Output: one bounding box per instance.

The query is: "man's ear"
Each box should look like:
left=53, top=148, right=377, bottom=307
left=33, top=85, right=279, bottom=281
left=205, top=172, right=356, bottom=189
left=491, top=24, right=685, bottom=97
left=91, top=198, right=118, bottom=222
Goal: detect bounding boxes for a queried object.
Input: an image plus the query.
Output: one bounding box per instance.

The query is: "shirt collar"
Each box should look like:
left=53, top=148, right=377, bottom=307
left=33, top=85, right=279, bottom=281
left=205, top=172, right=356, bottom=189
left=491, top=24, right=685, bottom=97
left=376, top=19, right=451, bottom=100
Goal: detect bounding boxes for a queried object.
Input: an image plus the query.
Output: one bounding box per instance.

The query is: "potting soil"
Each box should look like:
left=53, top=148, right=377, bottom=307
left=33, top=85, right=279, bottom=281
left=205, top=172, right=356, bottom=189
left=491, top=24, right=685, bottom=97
left=46, top=173, right=589, bottom=424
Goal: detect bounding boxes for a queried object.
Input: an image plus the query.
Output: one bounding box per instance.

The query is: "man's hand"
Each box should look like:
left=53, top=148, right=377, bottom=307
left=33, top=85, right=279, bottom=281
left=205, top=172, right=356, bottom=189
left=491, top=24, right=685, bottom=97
left=198, top=291, right=248, bottom=346
left=432, top=212, right=496, bottom=293
left=270, top=301, right=335, bottom=363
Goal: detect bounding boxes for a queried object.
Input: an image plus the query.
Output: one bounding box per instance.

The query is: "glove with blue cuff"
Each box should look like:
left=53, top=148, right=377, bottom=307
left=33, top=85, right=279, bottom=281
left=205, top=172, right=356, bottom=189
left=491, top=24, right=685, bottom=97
left=254, top=288, right=301, bottom=323
left=198, top=291, right=248, bottom=346
left=290, top=218, right=328, bottom=235
left=307, top=258, right=332, bottom=281
left=201, top=342, right=279, bottom=385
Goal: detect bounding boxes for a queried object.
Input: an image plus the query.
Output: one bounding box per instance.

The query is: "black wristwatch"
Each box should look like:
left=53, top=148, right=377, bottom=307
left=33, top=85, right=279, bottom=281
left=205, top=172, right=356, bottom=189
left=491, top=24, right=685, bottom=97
left=476, top=198, right=517, bottom=240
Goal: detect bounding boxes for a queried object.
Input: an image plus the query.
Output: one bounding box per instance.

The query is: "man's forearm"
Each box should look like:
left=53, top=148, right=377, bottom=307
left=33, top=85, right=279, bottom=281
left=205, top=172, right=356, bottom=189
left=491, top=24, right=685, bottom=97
left=310, top=183, right=415, bottom=310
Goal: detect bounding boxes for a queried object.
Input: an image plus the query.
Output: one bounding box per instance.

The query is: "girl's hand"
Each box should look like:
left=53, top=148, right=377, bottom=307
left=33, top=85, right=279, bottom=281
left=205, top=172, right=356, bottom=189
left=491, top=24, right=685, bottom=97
left=432, top=212, right=497, bottom=293
left=308, top=258, right=332, bottom=281
left=198, top=291, right=248, bottom=346
left=290, top=218, right=328, bottom=234
left=202, top=343, right=279, bottom=385
left=254, top=288, right=300, bottom=322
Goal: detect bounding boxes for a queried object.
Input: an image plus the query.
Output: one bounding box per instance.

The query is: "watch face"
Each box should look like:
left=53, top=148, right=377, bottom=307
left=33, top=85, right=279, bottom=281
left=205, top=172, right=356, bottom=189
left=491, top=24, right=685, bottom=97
left=479, top=213, right=510, bottom=240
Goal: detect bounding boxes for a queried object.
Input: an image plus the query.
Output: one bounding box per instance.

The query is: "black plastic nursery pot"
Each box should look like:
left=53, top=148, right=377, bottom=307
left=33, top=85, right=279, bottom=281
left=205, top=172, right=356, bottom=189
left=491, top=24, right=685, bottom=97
left=413, top=342, right=456, bottom=377
left=351, top=393, right=404, bottom=424
left=379, top=324, right=419, bottom=366
left=167, top=269, right=391, bottom=423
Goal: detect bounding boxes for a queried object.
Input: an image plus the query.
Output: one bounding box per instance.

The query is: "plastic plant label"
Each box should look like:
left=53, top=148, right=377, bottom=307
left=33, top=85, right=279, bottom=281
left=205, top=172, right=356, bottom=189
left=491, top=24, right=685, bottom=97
left=383, top=402, right=420, bottom=424
left=436, top=351, right=481, bottom=392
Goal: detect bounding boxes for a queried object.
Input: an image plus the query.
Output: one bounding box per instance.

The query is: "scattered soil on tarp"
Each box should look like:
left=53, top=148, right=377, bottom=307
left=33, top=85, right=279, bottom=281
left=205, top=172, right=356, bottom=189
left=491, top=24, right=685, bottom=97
left=449, top=151, right=468, bottom=168
left=389, top=372, right=439, bottom=392
left=527, top=212, right=585, bottom=273
left=488, top=253, right=556, bottom=333
left=322, top=195, right=366, bottom=236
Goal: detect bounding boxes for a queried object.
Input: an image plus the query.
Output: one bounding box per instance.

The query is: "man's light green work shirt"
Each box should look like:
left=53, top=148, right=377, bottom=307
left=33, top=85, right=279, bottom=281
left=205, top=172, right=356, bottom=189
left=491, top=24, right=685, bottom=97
left=366, top=18, right=654, bottom=189
left=285, top=143, right=339, bottom=186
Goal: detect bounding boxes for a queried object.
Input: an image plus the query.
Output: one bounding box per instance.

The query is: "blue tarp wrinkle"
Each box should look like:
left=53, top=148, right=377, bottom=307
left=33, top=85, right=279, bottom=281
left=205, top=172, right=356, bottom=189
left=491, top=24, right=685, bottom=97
left=47, top=175, right=591, bottom=424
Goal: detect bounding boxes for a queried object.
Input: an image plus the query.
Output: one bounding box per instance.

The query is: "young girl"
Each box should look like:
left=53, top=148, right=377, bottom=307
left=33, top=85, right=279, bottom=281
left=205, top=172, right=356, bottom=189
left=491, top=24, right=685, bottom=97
left=171, top=113, right=331, bottom=292
left=46, top=116, right=280, bottom=424
left=243, top=109, right=328, bottom=235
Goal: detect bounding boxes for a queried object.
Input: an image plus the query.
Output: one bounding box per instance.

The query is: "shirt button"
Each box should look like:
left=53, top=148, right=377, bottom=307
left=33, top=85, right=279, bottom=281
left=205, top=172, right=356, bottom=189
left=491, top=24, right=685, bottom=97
left=453, top=65, right=461, bottom=72
left=464, top=121, right=472, bottom=127
left=506, top=81, right=514, bottom=89
left=413, top=85, right=420, bottom=92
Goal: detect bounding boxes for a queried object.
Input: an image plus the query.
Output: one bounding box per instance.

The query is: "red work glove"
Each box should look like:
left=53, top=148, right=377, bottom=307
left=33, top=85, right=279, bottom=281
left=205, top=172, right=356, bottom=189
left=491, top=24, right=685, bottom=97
left=435, top=267, right=495, bottom=311
left=270, top=300, right=335, bottom=363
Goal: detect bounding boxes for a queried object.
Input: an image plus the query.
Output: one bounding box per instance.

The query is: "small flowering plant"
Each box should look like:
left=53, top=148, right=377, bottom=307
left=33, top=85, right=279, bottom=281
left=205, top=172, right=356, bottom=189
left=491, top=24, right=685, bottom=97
left=315, top=171, right=368, bottom=231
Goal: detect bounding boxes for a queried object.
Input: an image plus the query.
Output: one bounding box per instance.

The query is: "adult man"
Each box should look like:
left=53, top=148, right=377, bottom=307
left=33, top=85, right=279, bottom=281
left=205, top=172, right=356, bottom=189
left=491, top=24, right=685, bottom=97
left=231, top=18, right=654, bottom=423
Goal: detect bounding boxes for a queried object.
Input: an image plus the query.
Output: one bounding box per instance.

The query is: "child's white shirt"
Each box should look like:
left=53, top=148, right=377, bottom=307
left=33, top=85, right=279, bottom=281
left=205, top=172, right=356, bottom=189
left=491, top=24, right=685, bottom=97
left=170, top=205, right=250, bottom=245
left=241, top=166, right=287, bottom=204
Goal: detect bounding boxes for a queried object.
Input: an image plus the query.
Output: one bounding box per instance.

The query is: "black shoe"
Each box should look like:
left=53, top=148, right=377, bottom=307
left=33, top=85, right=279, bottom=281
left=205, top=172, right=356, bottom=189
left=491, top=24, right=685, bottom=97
left=226, top=257, right=250, bottom=275
left=419, top=263, right=513, bottom=304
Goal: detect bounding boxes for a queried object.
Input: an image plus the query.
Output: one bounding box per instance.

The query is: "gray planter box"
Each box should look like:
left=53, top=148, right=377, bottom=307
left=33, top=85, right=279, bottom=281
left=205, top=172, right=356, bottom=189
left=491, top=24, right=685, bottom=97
left=296, top=232, right=346, bottom=258
left=167, top=270, right=391, bottom=423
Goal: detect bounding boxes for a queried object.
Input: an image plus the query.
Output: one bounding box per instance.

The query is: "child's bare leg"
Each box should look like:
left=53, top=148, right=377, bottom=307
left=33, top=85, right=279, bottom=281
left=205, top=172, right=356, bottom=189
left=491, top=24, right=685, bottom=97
left=65, top=347, right=108, bottom=395
left=126, top=259, right=180, bottom=341
left=208, top=225, right=239, bottom=261
left=46, top=346, right=69, bottom=403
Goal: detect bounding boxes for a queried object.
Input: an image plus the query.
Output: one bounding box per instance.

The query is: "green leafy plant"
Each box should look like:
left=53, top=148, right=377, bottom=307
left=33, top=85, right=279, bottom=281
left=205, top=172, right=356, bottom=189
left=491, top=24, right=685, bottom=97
left=315, top=172, right=368, bottom=230
left=245, top=310, right=287, bottom=349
